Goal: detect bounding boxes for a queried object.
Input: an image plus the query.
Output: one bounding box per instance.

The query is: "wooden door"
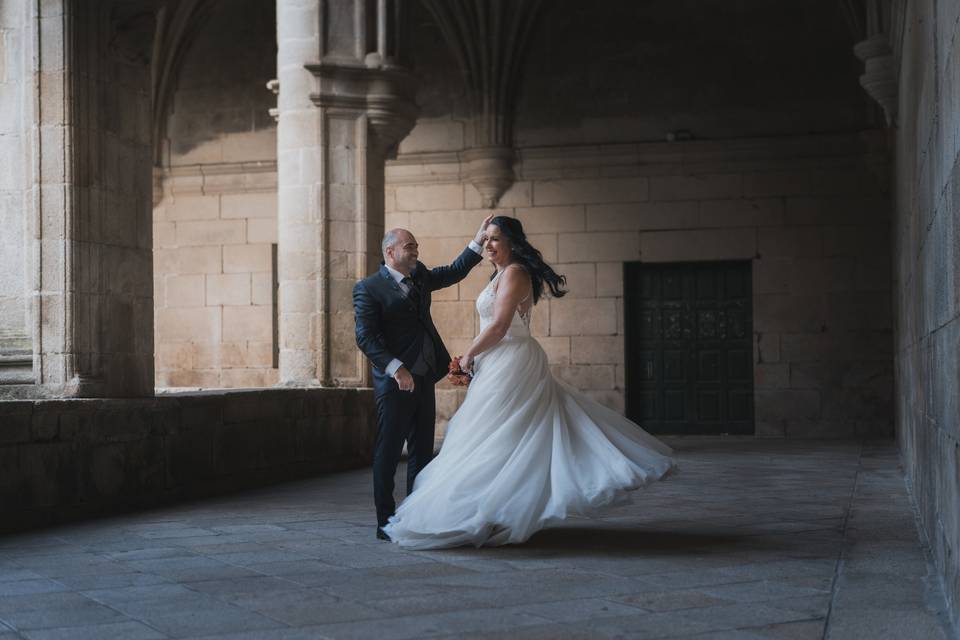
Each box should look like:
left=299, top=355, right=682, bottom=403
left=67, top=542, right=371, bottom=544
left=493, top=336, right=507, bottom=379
left=624, top=261, right=753, bottom=435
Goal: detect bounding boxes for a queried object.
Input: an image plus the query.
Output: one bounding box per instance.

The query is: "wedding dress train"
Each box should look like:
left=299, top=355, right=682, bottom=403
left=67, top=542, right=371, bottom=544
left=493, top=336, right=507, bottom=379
left=383, top=270, right=676, bottom=549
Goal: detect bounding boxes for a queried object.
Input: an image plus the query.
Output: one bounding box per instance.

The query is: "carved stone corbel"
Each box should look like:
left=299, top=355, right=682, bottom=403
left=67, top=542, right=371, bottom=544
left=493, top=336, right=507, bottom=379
left=421, top=0, right=545, bottom=208
left=842, top=0, right=904, bottom=126
left=305, top=63, right=419, bottom=156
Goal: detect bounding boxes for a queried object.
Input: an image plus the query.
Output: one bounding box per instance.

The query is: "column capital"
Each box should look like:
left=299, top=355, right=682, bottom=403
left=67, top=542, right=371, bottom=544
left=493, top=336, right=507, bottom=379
left=305, top=62, right=419, bottom=155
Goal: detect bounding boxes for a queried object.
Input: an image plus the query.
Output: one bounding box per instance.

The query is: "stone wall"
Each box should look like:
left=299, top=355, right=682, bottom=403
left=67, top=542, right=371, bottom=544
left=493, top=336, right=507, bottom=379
left=0, top=388, right=376, bottom=532
left=385, top=132, right=893, bottom=439
left=154, top=165, right=279, bottom=388
left=153, top=0, right=278, bottom=390
left=894, top=0, right=960, bottom=620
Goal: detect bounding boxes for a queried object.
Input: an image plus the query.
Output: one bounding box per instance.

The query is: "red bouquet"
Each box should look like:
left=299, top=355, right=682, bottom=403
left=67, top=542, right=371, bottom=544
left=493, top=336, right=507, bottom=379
left=447, top=357, right=472, bottom=386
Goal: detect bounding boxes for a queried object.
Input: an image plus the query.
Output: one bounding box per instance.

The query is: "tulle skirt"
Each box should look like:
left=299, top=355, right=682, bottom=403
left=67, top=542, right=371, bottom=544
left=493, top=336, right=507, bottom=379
left=383, top=335, right=676, bottom=550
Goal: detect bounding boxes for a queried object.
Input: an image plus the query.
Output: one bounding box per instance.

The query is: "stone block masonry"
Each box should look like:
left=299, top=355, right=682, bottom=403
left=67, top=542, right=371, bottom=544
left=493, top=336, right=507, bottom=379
left=0, top=388, right=375, bottom=533
left=386, top=131, right=893, bottom=441
left=154, top=164, right=278, bottom=390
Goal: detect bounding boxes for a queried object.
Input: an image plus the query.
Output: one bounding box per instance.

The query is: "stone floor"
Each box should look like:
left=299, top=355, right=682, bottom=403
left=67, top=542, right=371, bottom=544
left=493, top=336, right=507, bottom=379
left=0, top=439, right=955, bottom=640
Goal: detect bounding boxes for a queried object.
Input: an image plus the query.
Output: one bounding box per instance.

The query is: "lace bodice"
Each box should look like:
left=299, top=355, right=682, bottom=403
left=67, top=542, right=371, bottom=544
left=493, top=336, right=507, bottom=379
left=476, top=269, right=532, bottom=338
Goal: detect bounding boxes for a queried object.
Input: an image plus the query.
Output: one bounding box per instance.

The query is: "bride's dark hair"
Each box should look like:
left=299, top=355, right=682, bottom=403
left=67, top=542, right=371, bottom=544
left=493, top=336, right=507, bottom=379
left=488, top=216, right=567, bottom=304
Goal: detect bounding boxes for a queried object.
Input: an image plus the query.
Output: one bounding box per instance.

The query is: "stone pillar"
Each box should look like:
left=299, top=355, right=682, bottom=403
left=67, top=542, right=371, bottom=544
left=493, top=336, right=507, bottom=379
left=0, top=0, right=35, bottom=386
left=0, top=0, right=156, bottom=399
left=277, top=0, right=416, bottom=387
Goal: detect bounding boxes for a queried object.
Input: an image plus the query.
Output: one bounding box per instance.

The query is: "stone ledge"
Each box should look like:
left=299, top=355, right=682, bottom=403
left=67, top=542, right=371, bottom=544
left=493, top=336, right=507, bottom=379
left=0, top=387, right=376, bottom=533
left=159, top=161, right=278, bottom=196
left=385, top=131, right=889, bottom=184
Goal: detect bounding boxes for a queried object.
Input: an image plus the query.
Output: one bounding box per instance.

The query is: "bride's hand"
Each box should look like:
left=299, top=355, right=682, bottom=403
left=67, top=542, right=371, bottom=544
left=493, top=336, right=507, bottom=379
left=474, top=213, right=495, bottom=246
left=459, top=354, right=474, bottom=373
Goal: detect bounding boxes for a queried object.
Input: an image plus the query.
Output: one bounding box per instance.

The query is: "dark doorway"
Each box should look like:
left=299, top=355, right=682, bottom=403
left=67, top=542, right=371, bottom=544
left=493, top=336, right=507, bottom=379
left=624, top=261, right=754, bottom=435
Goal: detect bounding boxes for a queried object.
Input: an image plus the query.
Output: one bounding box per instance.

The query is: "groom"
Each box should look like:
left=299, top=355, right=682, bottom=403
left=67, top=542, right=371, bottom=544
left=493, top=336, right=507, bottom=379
left=353, top=216, right=491, bottom=540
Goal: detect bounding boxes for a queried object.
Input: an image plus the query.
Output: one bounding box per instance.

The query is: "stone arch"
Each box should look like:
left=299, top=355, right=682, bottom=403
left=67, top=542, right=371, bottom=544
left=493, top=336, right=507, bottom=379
left=151, top=0, right=222, bottom=167
left=152, top=0, right=280, bottom=390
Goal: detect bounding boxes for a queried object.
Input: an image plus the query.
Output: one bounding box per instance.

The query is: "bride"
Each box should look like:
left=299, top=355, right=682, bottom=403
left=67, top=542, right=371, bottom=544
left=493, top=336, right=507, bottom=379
left=383, top=216, right=676, bottom=549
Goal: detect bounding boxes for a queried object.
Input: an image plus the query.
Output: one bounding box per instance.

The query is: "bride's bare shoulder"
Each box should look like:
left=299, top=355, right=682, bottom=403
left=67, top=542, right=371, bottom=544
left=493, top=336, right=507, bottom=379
left=503, top=263, right=531, bottom=281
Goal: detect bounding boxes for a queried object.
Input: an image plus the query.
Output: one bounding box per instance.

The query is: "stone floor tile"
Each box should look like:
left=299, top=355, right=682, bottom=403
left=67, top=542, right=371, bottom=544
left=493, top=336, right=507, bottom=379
left=52, top=571, right=170, bottom=591
left=367, top=591, right=491, bottom=617
left=200, top=550, right=314, bottom=567
left=125, top=556, right=263, bottom=582
left=612, top=588, right=734, bottom=612
left=0, top=570, right=43, bottom=583
left=243, top=559, right=343, bottom=577
left=673, top=631, right=769, bottom=640
left=678, top=602, right=819, bottom=633
left=0, top=598, right=126, bottom=632
left=181, top=575, right=303, bottom=602
left=697, top=579, right=829, bottom=604
left=0, top=579, right=70, bottom=597
left=452, top=622, right=608, bottom=639
left=232, top=589, right=384, bottom=626
left=185, top=629, right=345, bottom=640
left=127, top=608, right=283, bottom=638
left=20, top=621, right=167, bottom=640
left=571, top=611, right=717, bottom=639
left=503, top=597, right=649, bottom=623
left=824, top=606, right=951, bottom=639
left=762, top=594, right=831, bottom=619
left=81, top=583, right=199, bottom=605
left=364, top=561, right=477, bottom=580
left=749, top=619, right=825, bottom=639
left=106, top=547, right=199, bottom=562
left=305, top=608, right=547, bottom=640
left=137, top=528, right=219, bottom=540
left=0, top=592, right=94, bottom=619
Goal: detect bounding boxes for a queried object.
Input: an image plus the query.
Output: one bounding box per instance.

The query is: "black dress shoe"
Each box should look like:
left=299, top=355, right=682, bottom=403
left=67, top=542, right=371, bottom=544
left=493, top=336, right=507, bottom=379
left=376, top=527, right=391, bottom=541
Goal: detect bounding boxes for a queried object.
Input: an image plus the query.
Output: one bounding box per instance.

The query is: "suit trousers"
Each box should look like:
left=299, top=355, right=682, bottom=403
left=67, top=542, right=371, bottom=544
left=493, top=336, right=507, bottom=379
left=373, top=373, right=436, bottom=527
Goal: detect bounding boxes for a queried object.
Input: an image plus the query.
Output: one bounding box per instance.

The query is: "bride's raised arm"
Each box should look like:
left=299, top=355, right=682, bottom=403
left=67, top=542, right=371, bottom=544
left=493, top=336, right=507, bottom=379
left=460, top=265, right=531, bottom=371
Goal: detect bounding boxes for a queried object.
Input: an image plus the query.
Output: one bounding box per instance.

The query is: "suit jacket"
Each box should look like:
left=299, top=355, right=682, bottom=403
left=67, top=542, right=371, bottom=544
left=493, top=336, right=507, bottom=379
left=353, top=246, right=483, bottom=397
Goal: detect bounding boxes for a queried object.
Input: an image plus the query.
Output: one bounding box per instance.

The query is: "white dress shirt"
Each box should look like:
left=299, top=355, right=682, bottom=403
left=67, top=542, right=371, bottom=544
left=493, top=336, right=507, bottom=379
left=385, top=240, right=484, bottom=377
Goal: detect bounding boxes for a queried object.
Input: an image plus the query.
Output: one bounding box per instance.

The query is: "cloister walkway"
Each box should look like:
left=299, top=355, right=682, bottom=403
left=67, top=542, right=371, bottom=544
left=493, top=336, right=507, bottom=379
left=0, top=439, right=954, bottom=639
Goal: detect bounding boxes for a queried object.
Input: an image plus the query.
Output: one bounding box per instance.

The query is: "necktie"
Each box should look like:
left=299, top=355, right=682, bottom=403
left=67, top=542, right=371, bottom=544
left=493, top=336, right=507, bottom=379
left=402, top=276, right=419, bottom=301
left=401, top=276, right=434, bottom=374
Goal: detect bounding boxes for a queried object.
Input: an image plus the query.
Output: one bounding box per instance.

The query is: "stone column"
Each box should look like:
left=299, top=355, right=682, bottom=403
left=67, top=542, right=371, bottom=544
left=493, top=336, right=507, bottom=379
left=277, top=0, right=416, bottom=387
left=0, top=0, right=156, bottom=399
left=0, top=0, right=35, bottom=387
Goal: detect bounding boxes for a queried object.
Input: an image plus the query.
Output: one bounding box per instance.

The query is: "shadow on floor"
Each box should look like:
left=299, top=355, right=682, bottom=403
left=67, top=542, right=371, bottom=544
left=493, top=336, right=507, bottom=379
left=513, top=526, right=753, bottom=556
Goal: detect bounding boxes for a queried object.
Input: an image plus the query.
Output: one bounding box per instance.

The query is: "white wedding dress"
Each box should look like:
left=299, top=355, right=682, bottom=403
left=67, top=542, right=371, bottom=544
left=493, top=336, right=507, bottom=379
left=383, top=270, right=676, bottom=549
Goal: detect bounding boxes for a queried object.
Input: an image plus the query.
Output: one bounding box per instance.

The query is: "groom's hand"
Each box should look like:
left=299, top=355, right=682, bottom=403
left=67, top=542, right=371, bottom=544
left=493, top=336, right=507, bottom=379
left=394, top=366, right=415, bottom=392
left=474, top=213, right=495, bottom=246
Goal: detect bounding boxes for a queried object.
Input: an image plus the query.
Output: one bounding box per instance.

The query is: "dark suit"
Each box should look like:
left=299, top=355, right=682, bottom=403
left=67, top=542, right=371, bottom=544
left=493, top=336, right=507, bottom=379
left=353, top=246, right=483, bottom=527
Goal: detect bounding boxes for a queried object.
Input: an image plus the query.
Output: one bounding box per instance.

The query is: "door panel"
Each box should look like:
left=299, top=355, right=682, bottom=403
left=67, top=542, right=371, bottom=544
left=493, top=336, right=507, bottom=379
left=625, top=261, right=754, bottom=435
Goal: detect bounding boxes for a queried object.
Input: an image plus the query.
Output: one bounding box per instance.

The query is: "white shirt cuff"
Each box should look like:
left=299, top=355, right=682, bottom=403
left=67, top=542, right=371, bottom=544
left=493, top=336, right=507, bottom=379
left=468, top=240, right=483, bottom=255
left=385, top=358, right=403, bottom=377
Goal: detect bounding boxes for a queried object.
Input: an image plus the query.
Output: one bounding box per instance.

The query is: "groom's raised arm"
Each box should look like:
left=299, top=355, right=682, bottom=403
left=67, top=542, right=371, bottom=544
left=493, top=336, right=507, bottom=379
left=425, top=213, right=492, bottom=291
left=426, top=241, right=484, bottom=291
left=353, top=280, right=395, bottom=372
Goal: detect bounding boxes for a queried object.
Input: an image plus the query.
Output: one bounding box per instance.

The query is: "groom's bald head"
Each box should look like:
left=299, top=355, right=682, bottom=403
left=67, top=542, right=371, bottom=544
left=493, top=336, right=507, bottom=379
left=382, top=228, right=410, bottom=255
left=382, top=228, right=418, bottom=275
